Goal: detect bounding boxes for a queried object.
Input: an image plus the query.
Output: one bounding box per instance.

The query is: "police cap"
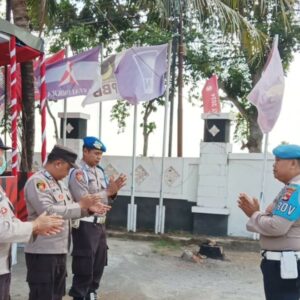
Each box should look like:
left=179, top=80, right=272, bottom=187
left=83, top=136, right=106, bottom=152
left=273, top=144, right=300, bottom=159
left=48, top=144, right=78, bottom=167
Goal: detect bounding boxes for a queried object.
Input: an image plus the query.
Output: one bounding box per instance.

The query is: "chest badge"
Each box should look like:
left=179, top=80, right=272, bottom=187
left=0, top=207, right=8, bottom=215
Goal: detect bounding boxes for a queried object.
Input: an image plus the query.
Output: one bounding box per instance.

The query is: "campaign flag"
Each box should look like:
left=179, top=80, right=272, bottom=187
left=46, top=47, right=101, bottom=100
left=201, top=75, right=221, bottom=113
left=82, top=44, right=168, bottom=105
left=0, top=50, right=66, bottom=107
left=247, top=36, right=285, bottom=133
left=34, top=49, right=65, bottom=100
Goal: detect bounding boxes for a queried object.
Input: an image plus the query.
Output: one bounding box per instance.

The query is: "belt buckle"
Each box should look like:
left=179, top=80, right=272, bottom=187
left=93, top=216, right=106, bottom=224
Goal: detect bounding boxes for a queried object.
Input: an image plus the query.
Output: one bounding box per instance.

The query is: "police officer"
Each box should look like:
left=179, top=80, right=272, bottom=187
left=0, top=139, right=63, bottom=300
left=238, top=144, right=300, bottom=300
left=24, top=144, right=109, bottom=300
left=68, top=136, right=126, bottom=300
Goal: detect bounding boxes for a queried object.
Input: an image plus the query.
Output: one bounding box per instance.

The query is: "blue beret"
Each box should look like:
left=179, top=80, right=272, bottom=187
left=83, top=136, right=106, bottom=152
left=273, top=144, right=300, bottom=159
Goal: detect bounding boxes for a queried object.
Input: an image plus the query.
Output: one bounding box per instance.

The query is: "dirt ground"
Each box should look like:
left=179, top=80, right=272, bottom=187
left=10, top=237, right=264, bottom=300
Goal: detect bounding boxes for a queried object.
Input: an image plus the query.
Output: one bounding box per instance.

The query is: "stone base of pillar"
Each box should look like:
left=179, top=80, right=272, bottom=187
left=192, top=206, right=230, bottom=236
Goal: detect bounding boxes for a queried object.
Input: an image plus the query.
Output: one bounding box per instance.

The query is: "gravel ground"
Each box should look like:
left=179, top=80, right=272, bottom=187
left=10, top=237, right=264, bottom=300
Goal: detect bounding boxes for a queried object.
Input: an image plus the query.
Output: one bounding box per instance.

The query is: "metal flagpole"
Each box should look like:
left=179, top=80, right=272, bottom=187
left=155, top=41, right=172, bottom=234
left=253, top=133, right=269, bottom=240
left=127, top=104, right=138, bottom=232
left=260, top=133, right=269, bottom=204
left=99, top=45, right=103, bottom=138
left=62, top=46, right=68, bottom=146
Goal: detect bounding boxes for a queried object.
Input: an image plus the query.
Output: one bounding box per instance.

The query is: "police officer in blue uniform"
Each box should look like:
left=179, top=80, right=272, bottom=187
left=238, top=144, right=300, bottom=300
left=68, top=137, right=126, bottom=300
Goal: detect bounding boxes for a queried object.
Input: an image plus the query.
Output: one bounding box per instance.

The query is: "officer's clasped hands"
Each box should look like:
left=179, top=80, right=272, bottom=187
left=238, top=193, right=260, bottom=218
left=78, top=193, right=102, bottom=209
left=89, top=202, right=111, bottom=215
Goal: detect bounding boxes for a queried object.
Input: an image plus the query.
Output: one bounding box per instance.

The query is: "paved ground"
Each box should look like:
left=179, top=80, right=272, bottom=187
left=10, top=237, right=264, bottom=300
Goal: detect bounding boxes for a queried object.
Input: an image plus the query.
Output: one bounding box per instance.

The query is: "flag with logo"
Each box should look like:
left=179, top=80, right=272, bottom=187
left=247, top=36, right=285, bottom=133
left=34, top=49, right=65, bottom=100
left=201, top=75, right=221, bottom=113
left=0, top=50, right=66, bottom=107
left=46, top=47, right=101, bottom=100
left=82, top=44, right=168, bottom=105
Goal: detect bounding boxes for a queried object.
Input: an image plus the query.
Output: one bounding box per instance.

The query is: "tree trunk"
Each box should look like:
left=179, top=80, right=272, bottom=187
left=247, top=118, right=263, bottom=153
left=12, top=0, right=35, bottom=171
left=20, top=62, right=35, bottom=171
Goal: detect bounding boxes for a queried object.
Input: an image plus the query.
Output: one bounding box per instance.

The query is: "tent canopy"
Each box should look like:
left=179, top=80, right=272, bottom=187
left=0, top=18, right=44, bottom=66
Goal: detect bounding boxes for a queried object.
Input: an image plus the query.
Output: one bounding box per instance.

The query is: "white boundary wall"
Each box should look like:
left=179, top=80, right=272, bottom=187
left=24, top=149, right=282, bottom=238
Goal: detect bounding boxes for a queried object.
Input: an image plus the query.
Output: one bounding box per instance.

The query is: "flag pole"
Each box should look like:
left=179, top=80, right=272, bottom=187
left=253, top=133, right=269, bottom=240
left=62, top=46, right=68, bottom=146
left=260, top=133, right=269, bottom=204
left=127, top=104, right=138, bottom=232
left=98, top=45, right=103, bottom=138
left=155, top=41, right=172, bottom=234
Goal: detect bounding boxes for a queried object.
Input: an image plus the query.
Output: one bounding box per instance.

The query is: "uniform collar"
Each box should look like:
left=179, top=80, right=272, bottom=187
left=42, top=168, right=55, bottom=181
left=288, top=174, right=300, bottom=185
left=80, top=159, right=96, bottom=172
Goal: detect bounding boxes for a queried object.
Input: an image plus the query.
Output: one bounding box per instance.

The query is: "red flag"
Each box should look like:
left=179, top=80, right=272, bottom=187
left=201, top=75, right=221, bottom=113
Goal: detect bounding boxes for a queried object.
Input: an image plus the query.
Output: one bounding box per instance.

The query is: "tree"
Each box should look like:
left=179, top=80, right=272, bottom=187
left=184, top=2, right=300, bottom=152
left=145, top=0, right=300, bottom=153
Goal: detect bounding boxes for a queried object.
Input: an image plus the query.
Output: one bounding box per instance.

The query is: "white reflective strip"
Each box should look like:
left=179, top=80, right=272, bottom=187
left=10, top=48, right=16, bottom=57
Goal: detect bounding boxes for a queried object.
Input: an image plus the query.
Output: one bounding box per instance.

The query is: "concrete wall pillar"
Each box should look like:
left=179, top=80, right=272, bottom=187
left=192, top=113, right=234, bottom=236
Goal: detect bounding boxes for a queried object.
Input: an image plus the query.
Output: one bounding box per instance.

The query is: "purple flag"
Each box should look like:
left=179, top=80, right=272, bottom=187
left=46, top=47, right=101, bottom=100
left=247, top=36, right=285, bottom=133
left=115, top=44, right=168, bottom=104
left=82, top=44, right=168, bottom=106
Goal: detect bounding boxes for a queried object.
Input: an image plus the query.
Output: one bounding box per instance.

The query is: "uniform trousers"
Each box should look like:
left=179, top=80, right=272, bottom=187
left=25, top=253, right=67, bottom=300
left=69, top=221, right=107, bottom=298
left=261, top=258, right=300, bottom=300
left=0, top=273, right=10, bottom=300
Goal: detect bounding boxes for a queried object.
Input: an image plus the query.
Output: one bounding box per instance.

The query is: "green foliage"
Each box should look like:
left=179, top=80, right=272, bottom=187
left=183, top=2, right=300, bottom=151
left=42, top=0, right=300, bottom=154
left=110, top=100, right=130, bottom=134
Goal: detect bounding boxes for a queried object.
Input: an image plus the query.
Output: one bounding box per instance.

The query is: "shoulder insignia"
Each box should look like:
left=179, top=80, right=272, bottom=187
left=282, top=187, right=296, bottom=201
left=36, top=180, right=48, bottom=192
left=75, top=170, right=85, bottom=183
left=273, top=184, right=300, bottom=221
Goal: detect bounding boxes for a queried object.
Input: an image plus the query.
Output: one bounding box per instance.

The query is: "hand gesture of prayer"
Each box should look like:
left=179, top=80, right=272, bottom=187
left=107, top=173, right=127, bottom=197
left=237, top=193, right=260, bottom=218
